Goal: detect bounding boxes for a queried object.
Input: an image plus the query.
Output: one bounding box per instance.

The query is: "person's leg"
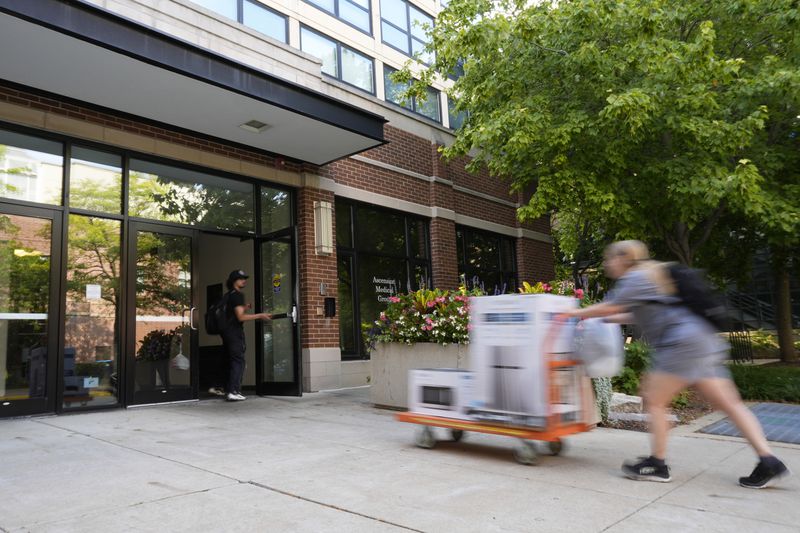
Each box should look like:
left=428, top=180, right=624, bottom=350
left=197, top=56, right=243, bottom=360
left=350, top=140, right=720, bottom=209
left=694, top=377, right=790, bottom=488
left=694, top=377, right=771, bottom=456
left=640, top=371, right=690, bottom=459
left=621, top=371, right=688, bottom=482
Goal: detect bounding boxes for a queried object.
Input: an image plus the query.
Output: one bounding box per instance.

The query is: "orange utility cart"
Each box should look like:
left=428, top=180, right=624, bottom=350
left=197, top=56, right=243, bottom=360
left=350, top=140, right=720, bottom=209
left=397, top=357, right=596, bottom=465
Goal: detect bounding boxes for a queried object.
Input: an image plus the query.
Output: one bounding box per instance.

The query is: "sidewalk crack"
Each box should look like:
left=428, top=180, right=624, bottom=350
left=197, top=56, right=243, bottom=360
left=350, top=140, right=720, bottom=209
left=248, top=481, right=425, bottom=532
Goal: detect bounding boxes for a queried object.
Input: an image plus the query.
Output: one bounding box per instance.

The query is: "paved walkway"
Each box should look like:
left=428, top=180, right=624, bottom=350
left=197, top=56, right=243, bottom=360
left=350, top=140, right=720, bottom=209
left=1, top=388, right=798, bottom=532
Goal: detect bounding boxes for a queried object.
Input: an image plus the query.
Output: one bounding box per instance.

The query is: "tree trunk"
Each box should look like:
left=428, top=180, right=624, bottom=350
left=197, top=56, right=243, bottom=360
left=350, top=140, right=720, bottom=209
left=774, top=257, right=797, bottom=362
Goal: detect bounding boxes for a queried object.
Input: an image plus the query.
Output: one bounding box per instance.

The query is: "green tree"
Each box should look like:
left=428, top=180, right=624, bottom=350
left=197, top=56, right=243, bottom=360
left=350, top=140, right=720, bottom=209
left=401, top=0, right=799, bottom=360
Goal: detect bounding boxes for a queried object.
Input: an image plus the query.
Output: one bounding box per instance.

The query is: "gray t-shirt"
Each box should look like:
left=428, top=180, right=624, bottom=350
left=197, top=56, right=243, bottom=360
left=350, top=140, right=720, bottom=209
left=608, top=269, right=729, bottom=374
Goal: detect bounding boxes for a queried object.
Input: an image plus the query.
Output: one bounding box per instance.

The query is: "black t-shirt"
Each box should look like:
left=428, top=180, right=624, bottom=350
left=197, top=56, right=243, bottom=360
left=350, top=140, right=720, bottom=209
left=225, top=290, right=245, bottom=331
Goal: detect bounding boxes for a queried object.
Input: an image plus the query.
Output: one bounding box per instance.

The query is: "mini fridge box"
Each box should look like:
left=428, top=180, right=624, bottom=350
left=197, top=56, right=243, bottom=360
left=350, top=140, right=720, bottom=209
left=408, top=368, right=476, bottom=420
left=467, top=294, right=578, bottom=424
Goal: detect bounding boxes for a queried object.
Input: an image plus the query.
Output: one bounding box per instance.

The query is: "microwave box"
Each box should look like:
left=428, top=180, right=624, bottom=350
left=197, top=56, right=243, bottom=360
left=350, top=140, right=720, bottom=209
left=408, top=368, right=476, bottom=420
left=467, top=294, right=578, bottom=426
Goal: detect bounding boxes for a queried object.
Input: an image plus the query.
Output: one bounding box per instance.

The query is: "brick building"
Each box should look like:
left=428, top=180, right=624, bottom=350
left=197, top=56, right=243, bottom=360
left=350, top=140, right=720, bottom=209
left=0, top=0, right=553, bottom=417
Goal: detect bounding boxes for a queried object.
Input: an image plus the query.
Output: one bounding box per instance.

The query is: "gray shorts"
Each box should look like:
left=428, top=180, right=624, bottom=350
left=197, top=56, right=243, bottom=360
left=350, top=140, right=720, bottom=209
left=650, top=342, right=731, bottom=382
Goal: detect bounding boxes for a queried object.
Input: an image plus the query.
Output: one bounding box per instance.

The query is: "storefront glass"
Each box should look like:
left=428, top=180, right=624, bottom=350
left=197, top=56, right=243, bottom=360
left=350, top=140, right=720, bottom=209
left=129, top=159, right=254, bottom=232
left=0, top=130, right=62, bottom=206
left=336, top=200, right=430, bottom=358
left=456, top=225, right=517, bottom=294
left=63, top=215, right=121, bottom=409
left=69, top=147, right=122, bottom=214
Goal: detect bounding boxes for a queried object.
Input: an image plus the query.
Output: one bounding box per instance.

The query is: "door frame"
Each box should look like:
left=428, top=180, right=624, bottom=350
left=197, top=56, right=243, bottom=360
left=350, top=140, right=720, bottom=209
left=124, top=220, right=199, bottom=406
left=255, top=226, right=302, bottom=396
left=0, top=201, right=63, bottom=417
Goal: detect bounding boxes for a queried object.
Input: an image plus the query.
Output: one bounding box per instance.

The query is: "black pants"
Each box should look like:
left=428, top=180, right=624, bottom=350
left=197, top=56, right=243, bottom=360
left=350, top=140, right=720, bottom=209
left=222, top=328, right=246, bottom=394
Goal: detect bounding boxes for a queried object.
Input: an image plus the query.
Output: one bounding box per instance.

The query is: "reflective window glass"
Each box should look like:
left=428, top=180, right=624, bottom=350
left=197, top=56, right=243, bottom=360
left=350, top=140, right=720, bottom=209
left=337, top=255, right=356, bottom=352
left=244, top=1, right=287, bottom=43
left=380, top=0, right=433, bottom=60
left=307, top=0, right=336, bottom=11
left=191, top=0, right=238, bottom=19
left=261, top=186, right=292, bottom=233
left=380, top=0, right=407, bottom=28
left=304, top=0, right=370, bottom=33
left=0, top=129, right=63, bottom=205
left=355, top=206, right=405, bottom=254
left=335, top=200, right=430, bottom=359
left=335, top=202, right=352, bottom=248
left=128, top=159, right=254, bottom=232
left=457, top=226, right=517, bottom=294
left=341, top=46, right=374, bottom=93
left=357, top=253, right=407, bottom=331
left=416, top=87, right=441, bottom=122
left=340, top=0, right=370, bottom=32
left=64, top=215, right=121, bottom=409
left=408, top=219, right=428, bottom=259
left=381, top=22, right=409, bottom=53
left=0, top=214, right=52, bottom=402
left=69, top=147, right=122, bottom=214
left=383, top=67, right=412, bottom=109
left=301, top=28, right=338, bottom=77
left=384, top=67, right=439, bottom=121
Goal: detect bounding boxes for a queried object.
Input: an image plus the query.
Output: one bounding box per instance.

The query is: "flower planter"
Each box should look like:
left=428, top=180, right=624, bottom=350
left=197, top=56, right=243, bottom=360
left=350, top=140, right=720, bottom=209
left=370, top=342, right=469, bottom=409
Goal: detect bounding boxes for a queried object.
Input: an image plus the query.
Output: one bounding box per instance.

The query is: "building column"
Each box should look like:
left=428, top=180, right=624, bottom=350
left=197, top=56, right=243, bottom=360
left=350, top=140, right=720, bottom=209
left=297, top=185, right=343, bottom=392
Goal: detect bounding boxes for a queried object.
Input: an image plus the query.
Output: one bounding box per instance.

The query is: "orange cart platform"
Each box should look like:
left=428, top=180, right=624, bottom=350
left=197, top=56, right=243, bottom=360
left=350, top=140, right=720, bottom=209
left=397, top=359, right=594, bottom=465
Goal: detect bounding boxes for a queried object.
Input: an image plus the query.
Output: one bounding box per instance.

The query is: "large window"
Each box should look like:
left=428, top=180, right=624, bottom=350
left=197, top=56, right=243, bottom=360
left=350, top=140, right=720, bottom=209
left=64, top=215, right=121, bottom=409
left=456, top=226, right=517, bottom=294
left=304, top=0, right=371, bottom=34
left=0, top=129, right=63, bottom=206
left=191, top=0, right=288, bottom=43
left=69, top=147, right=122, bottom=214
left=128, top=159, right=255, bottom=232
left=380, top=0, right=434, bottom=63
left=301, top=27, right=375, bottom=93
left=384, top=66, right=440, bottom=122
left=336, top=200, right=430, bottom=358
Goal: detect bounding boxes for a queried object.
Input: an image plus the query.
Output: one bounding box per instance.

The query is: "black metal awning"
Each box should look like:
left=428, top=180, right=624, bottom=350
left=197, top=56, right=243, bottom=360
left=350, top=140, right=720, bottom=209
left=0, top=0, right=387, bottom=165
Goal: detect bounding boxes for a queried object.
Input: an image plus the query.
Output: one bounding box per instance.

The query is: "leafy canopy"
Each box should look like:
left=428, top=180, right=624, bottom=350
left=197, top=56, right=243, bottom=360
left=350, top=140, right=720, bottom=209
left=401, top=0, right=799, bottom=266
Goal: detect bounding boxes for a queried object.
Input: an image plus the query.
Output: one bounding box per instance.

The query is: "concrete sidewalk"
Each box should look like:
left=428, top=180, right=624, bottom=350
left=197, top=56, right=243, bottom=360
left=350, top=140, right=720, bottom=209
left=1, top=388, right=797, bottom=533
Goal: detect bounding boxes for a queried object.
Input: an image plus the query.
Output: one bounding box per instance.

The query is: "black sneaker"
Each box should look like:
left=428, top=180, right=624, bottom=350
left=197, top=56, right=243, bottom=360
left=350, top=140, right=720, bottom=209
left=622, top=456, right=672, bottom=482
left=739, top=458, right=791, bottom=489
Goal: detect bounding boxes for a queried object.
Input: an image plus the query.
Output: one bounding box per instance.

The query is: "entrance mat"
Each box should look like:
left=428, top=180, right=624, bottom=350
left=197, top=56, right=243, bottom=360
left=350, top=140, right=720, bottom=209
left=699, top=402, right=800, bottom=445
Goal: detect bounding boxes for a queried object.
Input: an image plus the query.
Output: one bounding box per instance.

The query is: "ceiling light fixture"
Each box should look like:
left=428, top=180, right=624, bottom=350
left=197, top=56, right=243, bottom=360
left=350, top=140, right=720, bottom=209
left=239, top=120, right=270, bottom=133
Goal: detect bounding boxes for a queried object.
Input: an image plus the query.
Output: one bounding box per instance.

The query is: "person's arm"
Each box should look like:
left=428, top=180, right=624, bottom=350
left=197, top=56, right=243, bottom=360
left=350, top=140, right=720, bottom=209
left=561, top=301, right=628, bottom=321
left=234, top=303, right=272, bottom=322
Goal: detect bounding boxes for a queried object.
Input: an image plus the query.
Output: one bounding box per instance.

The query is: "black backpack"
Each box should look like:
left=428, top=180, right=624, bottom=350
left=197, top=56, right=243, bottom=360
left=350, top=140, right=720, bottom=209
left=667, top=263, right=730, bottom=332
left=205, top=291, right=232, bottom=335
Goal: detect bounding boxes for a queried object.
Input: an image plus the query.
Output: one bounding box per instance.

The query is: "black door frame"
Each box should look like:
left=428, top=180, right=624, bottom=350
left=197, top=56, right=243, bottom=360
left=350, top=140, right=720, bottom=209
left=125, top=220, right=199, bottom=406
left=255, top=226, right=302, bottom=396
left=0, top=201, right=63, bottom=417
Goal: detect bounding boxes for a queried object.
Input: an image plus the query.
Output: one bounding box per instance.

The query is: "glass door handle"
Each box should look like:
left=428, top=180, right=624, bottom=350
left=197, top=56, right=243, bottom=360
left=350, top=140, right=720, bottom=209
left=290, top=305, right=297, bottom=323
left=189, top=307, right=198, bottom=330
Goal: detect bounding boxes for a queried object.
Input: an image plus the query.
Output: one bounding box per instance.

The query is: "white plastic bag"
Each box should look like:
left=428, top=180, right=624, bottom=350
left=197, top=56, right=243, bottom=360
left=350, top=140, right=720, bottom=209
left=573, top=318, right=623, bottom=377
left=170, top=352, right=190, bottom=371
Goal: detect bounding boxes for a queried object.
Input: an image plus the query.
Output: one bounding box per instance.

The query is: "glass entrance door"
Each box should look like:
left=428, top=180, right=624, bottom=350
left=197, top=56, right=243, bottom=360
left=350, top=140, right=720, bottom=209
left=257, top=230, right=300, bottom=396
left=127, top=222, right=197, bottom=405
left=0, top=204, right=61, bottom=417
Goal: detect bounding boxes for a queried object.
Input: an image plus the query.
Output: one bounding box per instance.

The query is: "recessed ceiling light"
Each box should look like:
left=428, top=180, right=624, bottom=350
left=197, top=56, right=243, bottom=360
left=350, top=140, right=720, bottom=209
left=239, top=120, right=270, bottom=133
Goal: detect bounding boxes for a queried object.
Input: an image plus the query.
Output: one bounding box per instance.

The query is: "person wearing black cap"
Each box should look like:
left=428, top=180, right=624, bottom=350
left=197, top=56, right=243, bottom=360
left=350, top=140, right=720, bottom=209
left=221, top=269, right=271, bottom=401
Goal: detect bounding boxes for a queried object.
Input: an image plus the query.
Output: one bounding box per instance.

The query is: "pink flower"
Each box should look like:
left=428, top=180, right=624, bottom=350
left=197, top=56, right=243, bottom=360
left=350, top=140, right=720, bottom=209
left=574, top=288, right=584, bottom=299
left=389, top=296, right=400, bottom=303
left=542, top=283, right=552, bottom=293
left=427, top=301, right=436, bottom=308
left=379, top=312, right=387, bottom=321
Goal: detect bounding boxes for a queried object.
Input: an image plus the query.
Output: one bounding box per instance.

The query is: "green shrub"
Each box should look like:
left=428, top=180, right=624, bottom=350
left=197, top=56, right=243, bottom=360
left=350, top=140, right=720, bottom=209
left=730, top=365, right=800, bottom=403
left=612, top=340, right=651, bottom=395
left=592, top=377, right=613, bottom=424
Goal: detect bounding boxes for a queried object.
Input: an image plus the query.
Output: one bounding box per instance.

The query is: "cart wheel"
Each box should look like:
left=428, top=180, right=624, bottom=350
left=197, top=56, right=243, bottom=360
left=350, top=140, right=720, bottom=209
left=451, top=429, right=464, bottom=442
left=415, top=426, right=436, bottom=449
left=513, top=441, right=539, bottom=465
left=547, top=439, right=564, bottom=455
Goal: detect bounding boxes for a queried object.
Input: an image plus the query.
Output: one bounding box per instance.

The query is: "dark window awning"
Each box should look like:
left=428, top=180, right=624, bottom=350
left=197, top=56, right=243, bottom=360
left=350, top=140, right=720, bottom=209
left=0, top=0, right=387, bottom=165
